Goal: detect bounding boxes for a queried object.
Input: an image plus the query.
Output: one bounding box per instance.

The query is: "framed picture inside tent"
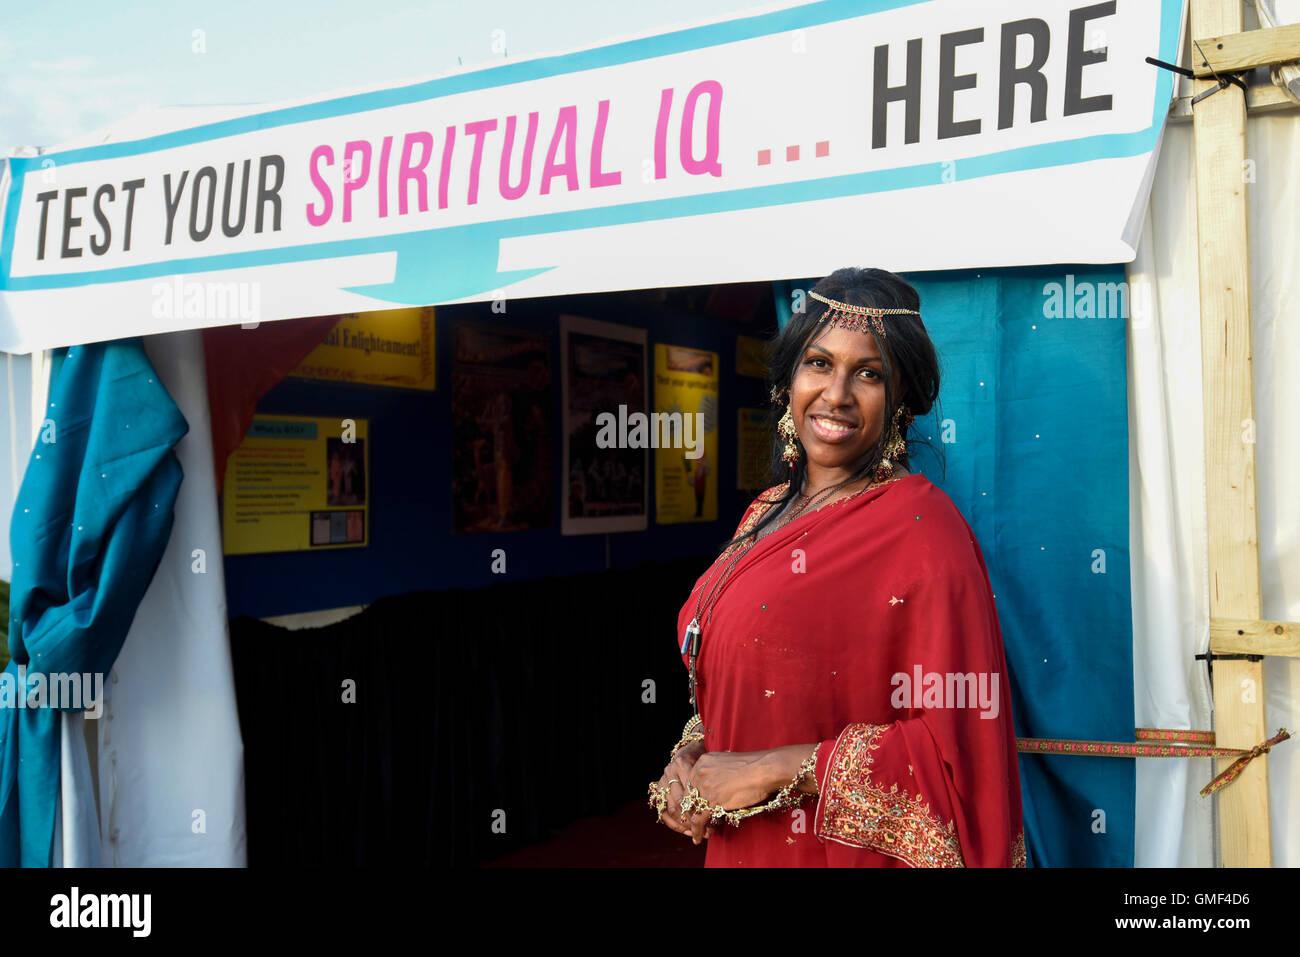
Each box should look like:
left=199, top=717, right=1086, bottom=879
left=560, top=315, right=648, bottom=535
left=450, top=323, right=553, bottom=533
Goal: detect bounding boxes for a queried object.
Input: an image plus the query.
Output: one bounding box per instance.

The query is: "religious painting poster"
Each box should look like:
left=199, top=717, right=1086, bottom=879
left=222, top=414, right=369, bottom=554
left=560, top=315, right=648, bottom=535
left=654, top=343, right=719, bottom=524
left=450, top=322, right=553, bottom=533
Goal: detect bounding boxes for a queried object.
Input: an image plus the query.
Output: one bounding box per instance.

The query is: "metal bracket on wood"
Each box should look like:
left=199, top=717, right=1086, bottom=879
left=1146, top=51, right=1249, bottom=106
left=1195, top=650, right=1265, bottom=694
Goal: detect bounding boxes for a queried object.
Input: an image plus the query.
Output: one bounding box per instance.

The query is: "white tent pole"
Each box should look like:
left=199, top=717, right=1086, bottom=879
left=6, top=352, right=21, bottom=496
left=28, top=349, right=50, bottom=450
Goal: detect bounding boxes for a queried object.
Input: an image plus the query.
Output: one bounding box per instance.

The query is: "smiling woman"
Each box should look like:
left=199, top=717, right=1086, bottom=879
left=648, top=267, right=1027, bottom=868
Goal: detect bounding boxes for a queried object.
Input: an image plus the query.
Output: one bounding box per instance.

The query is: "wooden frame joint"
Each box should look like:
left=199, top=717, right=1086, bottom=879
left=1209, top=618, right=1300, bottom=658
left=1192, top=22, right=1300, bottom=76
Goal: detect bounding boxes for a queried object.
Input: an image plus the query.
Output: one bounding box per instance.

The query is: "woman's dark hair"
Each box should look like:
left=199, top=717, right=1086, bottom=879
left=719, top=267, right=942, bottom=554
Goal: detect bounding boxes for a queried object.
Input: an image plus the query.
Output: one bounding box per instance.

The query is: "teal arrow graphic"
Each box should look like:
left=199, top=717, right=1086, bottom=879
left=343, top=221, right=556, bottom=305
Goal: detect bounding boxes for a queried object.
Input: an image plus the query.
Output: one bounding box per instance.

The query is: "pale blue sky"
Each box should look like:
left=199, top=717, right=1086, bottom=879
left=0, top=0, right=767, bottom=152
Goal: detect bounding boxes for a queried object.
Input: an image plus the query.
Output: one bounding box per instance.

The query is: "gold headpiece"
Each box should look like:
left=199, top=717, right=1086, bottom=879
left=809, top=290, right=920, bottom=338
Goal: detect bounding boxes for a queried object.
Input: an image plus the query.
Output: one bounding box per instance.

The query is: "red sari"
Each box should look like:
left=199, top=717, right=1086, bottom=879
left=677, top=473, right=1026, bottom=867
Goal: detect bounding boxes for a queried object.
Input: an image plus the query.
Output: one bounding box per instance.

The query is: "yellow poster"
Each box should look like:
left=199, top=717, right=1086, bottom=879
left=736, top=335, right=768, bottom=379
left=222, top=415, right=369, bottom=554
left=654, top=344, right=718, bottom=524
left=291, top=306, right=435, bottom=390
left=737, top=407, right=770, bottom=491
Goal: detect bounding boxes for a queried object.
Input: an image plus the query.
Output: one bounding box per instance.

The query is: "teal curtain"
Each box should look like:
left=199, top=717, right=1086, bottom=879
left=0, top=338, right=186, bottom=866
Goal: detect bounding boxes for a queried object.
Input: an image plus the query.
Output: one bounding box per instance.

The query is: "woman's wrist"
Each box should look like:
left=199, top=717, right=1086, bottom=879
left=673, top=737, right=705, bottom=760
left=761, top=743, right=821, bottom=796
left=669, top=715, right=706, bottom=759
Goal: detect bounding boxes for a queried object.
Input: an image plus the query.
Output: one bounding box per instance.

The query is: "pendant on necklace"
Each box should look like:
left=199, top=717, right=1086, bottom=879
left=681, top=618, right=701, bottom=655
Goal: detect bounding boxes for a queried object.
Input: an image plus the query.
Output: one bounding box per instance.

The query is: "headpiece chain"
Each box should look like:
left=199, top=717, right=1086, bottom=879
left=808, top=290, right=920, bottom=338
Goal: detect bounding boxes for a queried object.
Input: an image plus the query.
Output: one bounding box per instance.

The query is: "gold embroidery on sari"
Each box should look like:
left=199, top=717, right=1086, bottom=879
left=1011, top=830, right=1026, bottom=868
left=817, top=723, right=966, bottom=868
left=722, top=483, right=789, bottom=559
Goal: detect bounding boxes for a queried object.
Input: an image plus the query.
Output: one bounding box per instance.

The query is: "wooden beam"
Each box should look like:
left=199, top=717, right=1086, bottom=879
left=1191, top=22, right=1300, bottom=75
left=1210, top=618, right=1300, bottom=658
left=1191, top=0, right=1272, bottom=868
left=1169, top=80, right=1298, bottom=121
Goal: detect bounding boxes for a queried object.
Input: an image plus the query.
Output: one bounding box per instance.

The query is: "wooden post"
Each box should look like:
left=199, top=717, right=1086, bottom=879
left=1190, top=0, right=1271, bottom=867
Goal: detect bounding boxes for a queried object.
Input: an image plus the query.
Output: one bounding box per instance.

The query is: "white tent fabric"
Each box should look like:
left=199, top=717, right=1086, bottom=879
left=1128, top=103, right=1300, bottom=865
left=54, top=714, right=101, bottom=866
left=0, top=353, right=34, bottom=583
left=91, top=330, right=246, bottom=866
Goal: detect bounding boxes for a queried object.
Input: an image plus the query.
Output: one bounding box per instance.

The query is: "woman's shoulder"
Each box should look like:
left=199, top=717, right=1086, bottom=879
left=729, top=482, right=789, bottom=538
left=876, top=473, right=981, bottom=551
left=746, top=482, right=790, bottom=522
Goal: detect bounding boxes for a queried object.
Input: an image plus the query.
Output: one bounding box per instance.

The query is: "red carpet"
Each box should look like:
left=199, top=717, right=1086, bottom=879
left=484, top=799, right=707, bottom=867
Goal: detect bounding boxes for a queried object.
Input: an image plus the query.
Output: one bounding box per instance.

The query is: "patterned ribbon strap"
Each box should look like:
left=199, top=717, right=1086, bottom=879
left=1016, top=727, right=1292, bottom=798
left=1199, top=728, right=1292, bottom=798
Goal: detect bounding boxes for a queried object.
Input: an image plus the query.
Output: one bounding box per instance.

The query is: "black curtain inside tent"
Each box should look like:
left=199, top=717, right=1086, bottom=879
left=228, top=559, right=702, bottom=866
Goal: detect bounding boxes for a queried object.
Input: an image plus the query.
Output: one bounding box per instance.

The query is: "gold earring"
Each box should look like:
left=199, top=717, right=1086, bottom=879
left=875, top=405, right=912, bottom=482
left=778, top=405, right=801, bottom=467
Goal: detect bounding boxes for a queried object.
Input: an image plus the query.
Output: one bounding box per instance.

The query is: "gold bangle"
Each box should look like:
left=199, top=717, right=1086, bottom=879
left=651, top=718, right=708, bottom=823
left=669, top=733, right=705, bottom=759
left=668, top=715, right=706, bottom=759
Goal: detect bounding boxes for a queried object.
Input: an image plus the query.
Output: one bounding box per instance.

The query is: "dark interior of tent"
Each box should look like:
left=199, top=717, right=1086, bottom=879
left=223, top=282, right=779, bottom=866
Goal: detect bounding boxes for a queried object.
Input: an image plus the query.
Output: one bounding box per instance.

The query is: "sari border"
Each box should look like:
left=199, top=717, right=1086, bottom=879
left=814, top=722, right=967, bottom=868
left=1012, top=830, right=1027, bottom=868
left=813, top=723, right=854, bottom=843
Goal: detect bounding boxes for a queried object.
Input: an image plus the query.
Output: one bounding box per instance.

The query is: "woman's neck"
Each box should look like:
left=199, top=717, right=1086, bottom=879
left=802, top=463, right=858, bottom=493
left=803, top=461, right=908, bottom=495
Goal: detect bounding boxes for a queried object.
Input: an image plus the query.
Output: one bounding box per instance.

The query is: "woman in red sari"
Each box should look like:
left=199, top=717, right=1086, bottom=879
left=649, top=267, right=1025, bottom=867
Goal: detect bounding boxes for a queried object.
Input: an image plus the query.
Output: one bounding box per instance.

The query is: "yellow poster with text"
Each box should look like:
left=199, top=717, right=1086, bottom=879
left=737, top=407, right=770, bottom=491
left=736, top=335, right=768, bottom=379
left=654, top=344, right=718, bottom=524
left=291, top=307, right=435, bottom=390
left=222, top=415, right=369, bottom=554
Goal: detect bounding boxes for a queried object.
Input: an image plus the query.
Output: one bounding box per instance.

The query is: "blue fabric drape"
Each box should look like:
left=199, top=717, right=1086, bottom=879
left=0, top=338, right=187, bottom=867
left=775, top=266, right=1134, bottom=866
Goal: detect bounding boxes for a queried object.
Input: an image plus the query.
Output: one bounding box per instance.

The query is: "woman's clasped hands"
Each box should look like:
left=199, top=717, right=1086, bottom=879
left=652, top=742, right=784, bottom=845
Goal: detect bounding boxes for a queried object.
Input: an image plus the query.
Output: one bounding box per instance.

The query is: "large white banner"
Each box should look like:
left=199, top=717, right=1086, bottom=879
left=0, top=0, right=1185, bottom=352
